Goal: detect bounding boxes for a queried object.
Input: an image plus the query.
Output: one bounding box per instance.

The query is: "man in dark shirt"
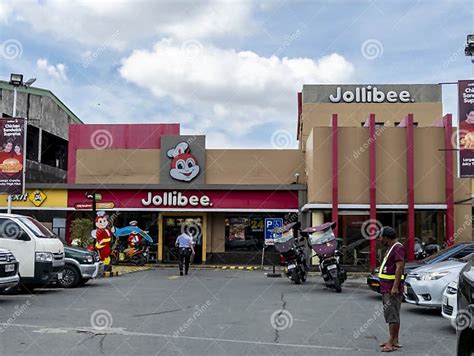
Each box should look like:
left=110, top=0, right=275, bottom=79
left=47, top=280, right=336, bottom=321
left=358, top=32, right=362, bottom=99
left=377, top=226, right=405, bottom=352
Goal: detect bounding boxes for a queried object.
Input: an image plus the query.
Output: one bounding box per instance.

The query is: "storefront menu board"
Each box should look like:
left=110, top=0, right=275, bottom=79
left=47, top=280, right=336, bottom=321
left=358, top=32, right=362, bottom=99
left=0, top=118, right=26, bottom=194
left=458, top=80, right=474, bottom=177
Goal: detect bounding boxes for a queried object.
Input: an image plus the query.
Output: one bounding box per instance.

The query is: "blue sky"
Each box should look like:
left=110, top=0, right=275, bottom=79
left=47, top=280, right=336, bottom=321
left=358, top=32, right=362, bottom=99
left=0, top=0, right=473, bottom=148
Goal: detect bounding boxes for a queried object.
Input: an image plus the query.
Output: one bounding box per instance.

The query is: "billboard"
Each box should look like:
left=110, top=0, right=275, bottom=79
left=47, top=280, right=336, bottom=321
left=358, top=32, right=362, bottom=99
left=0, top=118, right=26, bottom=194
left=458, top=80, right=474, bottom=177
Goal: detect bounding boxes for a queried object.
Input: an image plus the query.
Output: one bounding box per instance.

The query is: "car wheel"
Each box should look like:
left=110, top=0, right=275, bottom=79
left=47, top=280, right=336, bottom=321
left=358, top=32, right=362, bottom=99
left=58, top=265, right=80, bottom=288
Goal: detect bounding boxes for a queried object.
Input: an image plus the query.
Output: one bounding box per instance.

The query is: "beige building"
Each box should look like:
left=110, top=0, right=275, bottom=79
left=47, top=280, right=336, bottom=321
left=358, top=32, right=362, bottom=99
left=54, top=83, right=471, bottom=270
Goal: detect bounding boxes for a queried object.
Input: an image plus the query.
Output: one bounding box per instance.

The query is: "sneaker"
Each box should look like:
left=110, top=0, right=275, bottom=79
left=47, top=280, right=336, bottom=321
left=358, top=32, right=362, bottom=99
left=180, top=272, right=183, bottom=276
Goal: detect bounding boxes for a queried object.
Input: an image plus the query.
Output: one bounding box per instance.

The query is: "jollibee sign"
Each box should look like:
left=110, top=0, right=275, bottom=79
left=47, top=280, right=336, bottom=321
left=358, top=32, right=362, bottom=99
left=329, top=86, right=414, bottom=103
left=142, top=191, right=211, bottom=207
left=68, top=190, right=299, bottom=210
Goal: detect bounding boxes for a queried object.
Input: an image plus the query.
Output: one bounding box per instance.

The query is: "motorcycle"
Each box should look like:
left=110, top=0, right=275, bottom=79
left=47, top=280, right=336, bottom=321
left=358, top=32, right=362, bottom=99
left=110, top=239, right=148, bottom=266
left=305, top=222, right=346, bottom=293
left=414, top=238, right=440, bottom=260
left=110, top=226, right=153, bottom=266
left=274, top=222, right=308, bottom=285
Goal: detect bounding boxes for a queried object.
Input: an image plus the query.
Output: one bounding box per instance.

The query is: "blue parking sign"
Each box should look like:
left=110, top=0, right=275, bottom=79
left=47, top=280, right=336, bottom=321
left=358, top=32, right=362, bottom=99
left=264, top=218, right=283, bottom=246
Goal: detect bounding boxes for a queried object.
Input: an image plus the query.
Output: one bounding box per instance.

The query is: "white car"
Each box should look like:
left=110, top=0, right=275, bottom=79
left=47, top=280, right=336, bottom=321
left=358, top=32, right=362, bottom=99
left=441, top=280, right=458, bottom=324
left=404, top=260, right=467, bottom=308
left=442, top=264, right=474, bottom=328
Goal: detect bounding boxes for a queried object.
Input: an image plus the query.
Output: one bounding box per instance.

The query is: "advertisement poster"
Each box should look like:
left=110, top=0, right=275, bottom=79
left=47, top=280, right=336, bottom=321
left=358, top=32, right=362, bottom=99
left=458, top=80, right=474, bottom=177
left=0, top=118, right=25, bottom=194
left=228, top=218, right=246, bottom=241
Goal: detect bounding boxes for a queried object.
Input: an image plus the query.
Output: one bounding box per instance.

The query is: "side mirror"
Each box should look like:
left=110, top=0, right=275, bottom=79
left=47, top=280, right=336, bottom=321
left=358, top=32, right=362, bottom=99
left=17, top=231, right=30, bottom=241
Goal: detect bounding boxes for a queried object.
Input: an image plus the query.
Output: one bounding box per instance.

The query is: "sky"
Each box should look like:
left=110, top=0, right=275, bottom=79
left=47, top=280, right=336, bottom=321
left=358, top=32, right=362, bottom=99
left=0, top=0, right=473, bottom=148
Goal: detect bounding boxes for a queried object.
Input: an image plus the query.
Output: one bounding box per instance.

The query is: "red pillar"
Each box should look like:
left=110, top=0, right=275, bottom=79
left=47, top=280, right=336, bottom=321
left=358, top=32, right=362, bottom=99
left=406, top=114, right=415, bottom=262
left=443, top=114, right=455, bottom=246
left=331, top=114, right=338, bottom=237
left=369, top=114, right=377, bottom=271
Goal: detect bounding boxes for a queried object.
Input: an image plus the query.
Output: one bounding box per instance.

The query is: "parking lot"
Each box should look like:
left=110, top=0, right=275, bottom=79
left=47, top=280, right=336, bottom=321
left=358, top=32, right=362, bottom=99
left=0, top=268, right=456, bottom=356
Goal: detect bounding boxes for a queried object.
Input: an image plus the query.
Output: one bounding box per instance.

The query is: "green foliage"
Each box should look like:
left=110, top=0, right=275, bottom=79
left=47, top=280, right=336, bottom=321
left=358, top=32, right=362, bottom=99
left=70, top=218, right=93, bottom=247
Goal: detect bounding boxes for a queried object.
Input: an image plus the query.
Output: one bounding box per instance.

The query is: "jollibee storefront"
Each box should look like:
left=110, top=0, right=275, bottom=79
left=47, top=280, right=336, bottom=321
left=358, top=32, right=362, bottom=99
left=66, top=123, right=305, bottom=265
left=67, top=189, right=299, bottom=264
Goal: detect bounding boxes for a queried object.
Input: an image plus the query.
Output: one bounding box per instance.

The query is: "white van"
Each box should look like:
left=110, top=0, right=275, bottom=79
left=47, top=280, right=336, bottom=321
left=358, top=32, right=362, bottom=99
left=0, top=213, right=64, bottom=290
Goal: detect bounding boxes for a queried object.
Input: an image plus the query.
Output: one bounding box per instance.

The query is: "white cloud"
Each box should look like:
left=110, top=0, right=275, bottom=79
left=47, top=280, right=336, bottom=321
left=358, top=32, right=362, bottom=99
left=4, top=0, right=256, bottom=49
left=119, top=38, right=354, bottom=144
left=36, top=58, right=68, bottom=81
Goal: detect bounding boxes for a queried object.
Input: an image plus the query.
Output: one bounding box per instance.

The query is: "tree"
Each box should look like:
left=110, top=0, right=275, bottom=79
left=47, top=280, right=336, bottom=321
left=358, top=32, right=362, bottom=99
left=70, top=218, right=93, bottom=247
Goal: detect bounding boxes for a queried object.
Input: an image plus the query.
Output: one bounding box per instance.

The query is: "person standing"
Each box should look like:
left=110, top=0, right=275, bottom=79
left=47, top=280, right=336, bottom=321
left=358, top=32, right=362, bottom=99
left=377, top=226, right=405, bottom=353
left=175, top=230, right=195, bottom=276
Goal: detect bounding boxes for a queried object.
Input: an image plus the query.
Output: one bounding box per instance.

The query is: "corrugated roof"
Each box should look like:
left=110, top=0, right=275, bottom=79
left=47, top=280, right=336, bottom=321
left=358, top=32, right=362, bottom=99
left=0, top=80, right=83, bottom=123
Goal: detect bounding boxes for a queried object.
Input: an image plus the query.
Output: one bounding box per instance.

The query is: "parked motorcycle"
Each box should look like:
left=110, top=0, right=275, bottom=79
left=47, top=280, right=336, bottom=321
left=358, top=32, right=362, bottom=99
left=110, top=241, right=148, bottom=266
left=305, top=222, right=347, bottom=293
left=414, top=238, right=440, bottom=260
left=274, top=222, right=308, bottom=284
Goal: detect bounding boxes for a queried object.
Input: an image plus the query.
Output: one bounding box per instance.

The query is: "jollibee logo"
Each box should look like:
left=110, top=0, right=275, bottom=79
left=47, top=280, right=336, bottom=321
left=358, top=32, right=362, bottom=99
left=167, top=142, right=200, bottom=182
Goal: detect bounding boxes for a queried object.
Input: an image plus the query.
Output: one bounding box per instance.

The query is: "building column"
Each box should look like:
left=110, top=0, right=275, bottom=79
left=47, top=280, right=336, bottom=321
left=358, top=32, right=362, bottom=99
left=369, top=114, right=377, bottom=271
left=406, top=114, right=415, bottom=261
left=443, top=114, right=455, bottom=246
left=311, top=211, right=324, bottom=265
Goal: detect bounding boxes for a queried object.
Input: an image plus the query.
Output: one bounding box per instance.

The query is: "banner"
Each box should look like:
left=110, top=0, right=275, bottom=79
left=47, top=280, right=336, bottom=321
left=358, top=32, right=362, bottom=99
left=458, top=80, right=474, bottom=177
left=0, top=118, right=25, bottom=194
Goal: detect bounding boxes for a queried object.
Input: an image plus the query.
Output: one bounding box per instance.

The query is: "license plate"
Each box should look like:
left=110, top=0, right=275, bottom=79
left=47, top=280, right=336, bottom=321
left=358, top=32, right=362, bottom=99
left=57, top=272, right=63, bottom=280
left=443, top=296, right=448, bottom=306
left=288, top=264, right=296, bottom=269
left=4, top=264, right=14, bottom=272
left=327, top=264, right=337, bottom=270
left=403, top=285, right=408, bottom=294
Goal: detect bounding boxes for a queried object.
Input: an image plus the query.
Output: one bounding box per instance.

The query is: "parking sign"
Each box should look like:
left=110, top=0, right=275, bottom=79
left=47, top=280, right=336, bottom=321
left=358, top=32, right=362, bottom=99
left=264, top=218, right=283, bottom=246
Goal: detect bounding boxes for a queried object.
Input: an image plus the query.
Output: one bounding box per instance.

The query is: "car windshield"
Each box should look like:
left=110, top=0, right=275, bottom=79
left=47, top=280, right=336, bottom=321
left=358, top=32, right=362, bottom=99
left=18, top=217, right=56, bottom=238
left=423, top=244, right=460, bottom=263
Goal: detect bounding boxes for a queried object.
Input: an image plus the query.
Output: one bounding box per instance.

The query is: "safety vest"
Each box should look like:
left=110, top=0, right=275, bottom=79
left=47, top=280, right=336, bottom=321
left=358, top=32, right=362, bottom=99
left=378, top=242, right=405, bottom=281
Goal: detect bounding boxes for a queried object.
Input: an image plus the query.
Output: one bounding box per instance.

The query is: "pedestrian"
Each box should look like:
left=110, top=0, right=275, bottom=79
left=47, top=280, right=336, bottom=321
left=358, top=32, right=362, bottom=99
left=377, top=226, right=405, bottom=353
left=175, top=230, right=195, bottom=276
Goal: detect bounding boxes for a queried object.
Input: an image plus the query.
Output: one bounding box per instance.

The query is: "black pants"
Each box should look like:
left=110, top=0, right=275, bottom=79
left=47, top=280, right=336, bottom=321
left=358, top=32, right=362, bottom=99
left=178, top=248, right=191, bottom=273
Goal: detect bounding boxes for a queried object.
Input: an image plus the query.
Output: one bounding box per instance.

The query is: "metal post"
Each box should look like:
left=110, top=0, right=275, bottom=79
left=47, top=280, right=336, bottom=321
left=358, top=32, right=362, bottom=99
left=7, top=87, right=18, bottom=214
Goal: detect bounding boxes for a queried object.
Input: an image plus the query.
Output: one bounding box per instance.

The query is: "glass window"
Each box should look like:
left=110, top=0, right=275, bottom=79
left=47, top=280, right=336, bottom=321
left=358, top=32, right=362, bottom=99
left=0, top=218, right=25, bottom=240
left=224, top=213, right=290, bottom=251
left=18, top=217, right=55, bottom=238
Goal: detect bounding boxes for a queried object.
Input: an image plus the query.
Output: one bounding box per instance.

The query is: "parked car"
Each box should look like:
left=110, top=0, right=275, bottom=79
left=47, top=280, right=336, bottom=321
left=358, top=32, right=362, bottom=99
left=0, top=248, right=19, bottom=293
left=0, top=214, right=64, bottom=292
left=58, top=244, right=104, bottom=288
left=441, top=279, right=458, bottom=325
left=404, top=258, right=470, bottom=308
left=456, top=261, right=474, bottom=356
left=367, top=243, right=474, bottom=293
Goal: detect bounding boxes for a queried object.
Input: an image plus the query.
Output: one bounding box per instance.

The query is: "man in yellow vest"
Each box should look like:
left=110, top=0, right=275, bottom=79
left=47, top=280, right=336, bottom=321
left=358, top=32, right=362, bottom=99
left=378, top=226, right=405, bottom=353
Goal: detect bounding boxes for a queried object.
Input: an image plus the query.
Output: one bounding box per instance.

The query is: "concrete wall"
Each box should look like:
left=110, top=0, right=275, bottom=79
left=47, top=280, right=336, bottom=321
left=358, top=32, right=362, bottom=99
left=74, top=148, right=306, bottom=185
left=75, top=149, right=161, bottom=184
left=205, top=150, right=305, bottom=185
left=306, top=126, right=470, bottom=205
left=209, top=213, right=225, bottom=253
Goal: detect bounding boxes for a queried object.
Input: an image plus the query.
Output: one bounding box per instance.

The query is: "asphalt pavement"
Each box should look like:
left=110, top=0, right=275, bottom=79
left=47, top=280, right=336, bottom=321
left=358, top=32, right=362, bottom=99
left=0, top=268, right=456, bottom=356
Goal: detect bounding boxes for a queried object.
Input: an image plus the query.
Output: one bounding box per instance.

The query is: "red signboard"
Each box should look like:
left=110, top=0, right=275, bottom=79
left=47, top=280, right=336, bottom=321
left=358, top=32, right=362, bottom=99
left=68, top=190, right=299, bottom=210
left=0, top=118, right=26, bottom=195
left=458, top=80, right=474, bottom=177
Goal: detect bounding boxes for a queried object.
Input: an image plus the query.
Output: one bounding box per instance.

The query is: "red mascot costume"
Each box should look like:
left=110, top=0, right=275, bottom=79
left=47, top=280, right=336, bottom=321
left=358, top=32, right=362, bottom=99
left=95, top=212, right=113, bottom=267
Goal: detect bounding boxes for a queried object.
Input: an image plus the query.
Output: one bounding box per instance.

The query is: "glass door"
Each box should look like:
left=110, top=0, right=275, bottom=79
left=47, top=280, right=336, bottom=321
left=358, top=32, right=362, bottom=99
left=163, top=216, right=203, bottom=263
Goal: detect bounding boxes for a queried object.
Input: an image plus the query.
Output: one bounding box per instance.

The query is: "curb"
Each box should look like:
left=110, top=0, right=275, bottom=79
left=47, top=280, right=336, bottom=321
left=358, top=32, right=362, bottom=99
left=219, top=266, right=259, bottom=271
left=103, top=271, right=119, bottom=278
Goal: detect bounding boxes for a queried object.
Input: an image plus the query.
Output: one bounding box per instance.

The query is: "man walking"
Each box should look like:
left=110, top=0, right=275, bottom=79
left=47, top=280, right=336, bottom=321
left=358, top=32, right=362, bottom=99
left=377, top=226, right=405, bottom=353
left=175, top=230, right=195, bottom=276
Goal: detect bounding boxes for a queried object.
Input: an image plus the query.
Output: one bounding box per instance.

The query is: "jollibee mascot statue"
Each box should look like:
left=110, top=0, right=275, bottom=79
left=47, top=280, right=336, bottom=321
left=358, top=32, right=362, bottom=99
left=93, top=211, right=113, bottom=270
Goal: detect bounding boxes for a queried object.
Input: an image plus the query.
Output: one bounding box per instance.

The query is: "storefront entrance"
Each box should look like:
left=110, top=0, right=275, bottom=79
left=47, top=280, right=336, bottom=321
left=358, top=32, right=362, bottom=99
left=159, top=213, right=206, bottom=264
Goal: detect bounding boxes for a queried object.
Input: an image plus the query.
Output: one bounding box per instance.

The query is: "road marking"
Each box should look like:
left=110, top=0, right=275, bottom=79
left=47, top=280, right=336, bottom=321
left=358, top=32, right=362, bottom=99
left=168, top=276, right=179, bottom=280
left=0, top=322, right=374, bottom=352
